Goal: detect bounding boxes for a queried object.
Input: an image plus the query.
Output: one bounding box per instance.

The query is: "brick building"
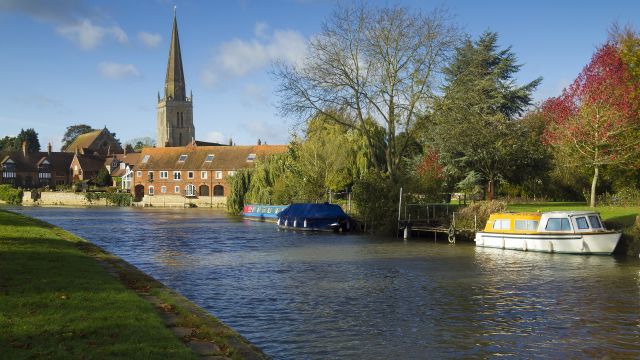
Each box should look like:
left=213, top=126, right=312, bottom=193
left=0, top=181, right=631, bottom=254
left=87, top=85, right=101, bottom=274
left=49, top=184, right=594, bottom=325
left=0, top=142, right=73, bottom=187
left=131, top=143, right=286, bottom=201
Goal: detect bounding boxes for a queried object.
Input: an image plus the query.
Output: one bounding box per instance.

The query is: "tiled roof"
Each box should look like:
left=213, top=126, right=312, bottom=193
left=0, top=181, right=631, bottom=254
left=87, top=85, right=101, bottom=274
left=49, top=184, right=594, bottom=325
left=134, top=144, right=287, bottom=171
left=65, top=130, right=102, bottom=152
left=75, top=154, right=107, bottom=172
left=0, top=151, right=73, bottom=172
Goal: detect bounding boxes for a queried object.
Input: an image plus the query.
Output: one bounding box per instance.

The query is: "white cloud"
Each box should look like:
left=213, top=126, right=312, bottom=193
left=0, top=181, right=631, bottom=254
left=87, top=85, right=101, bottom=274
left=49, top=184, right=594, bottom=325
left=57, top=19, right=128, bottom=50
left=206, top=131, right=226, bottom=144
left=98, top=62, right=141, bottom=80
left=201, top=23, right=307, bottom=86
left=138, top=31, right=162, bottom=48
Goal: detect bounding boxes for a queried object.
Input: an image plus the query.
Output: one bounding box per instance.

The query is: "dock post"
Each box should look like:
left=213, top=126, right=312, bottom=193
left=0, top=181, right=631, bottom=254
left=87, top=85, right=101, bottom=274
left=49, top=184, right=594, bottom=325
left=403, top=225, right=411, bottom=239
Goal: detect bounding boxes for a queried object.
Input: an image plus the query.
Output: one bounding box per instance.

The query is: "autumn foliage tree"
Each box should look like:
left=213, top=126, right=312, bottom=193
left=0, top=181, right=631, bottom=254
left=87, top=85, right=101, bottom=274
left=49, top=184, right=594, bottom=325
left=542, top=43, right=640, bottom=207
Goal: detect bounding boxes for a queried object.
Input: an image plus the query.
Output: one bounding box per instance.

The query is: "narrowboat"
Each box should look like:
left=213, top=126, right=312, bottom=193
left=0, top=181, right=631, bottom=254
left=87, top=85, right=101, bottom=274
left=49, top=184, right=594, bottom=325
left=474, top=211, right=621, bottom=255
left=243, top=204, right=288, bottom=222
left=276, top=203, right=353, bottom=232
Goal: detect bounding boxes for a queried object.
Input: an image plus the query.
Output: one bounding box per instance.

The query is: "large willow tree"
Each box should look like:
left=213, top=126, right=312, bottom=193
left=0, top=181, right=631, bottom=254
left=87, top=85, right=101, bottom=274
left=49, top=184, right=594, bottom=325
left=274, top=3, right=459, bottom=184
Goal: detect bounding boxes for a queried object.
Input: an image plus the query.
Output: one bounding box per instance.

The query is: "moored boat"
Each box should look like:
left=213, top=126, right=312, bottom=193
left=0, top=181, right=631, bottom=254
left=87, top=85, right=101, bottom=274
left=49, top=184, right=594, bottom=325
left=243, top=204, right=288, bottom=222
left=474, top=211, right=621, bottom=255
left=276, top=203, right=353, bottom=232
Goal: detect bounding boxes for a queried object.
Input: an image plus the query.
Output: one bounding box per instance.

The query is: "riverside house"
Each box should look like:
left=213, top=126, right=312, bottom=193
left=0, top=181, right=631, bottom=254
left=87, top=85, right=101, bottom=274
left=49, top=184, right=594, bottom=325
left=131, top=142, right=286, bottom=206
left=0, top=142, right=74, bottom=188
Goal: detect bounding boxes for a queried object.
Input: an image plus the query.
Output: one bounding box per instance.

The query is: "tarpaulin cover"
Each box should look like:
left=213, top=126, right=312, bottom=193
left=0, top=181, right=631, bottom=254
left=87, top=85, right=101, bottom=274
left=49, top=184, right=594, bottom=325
left=277, top=203, right=347, bottom=219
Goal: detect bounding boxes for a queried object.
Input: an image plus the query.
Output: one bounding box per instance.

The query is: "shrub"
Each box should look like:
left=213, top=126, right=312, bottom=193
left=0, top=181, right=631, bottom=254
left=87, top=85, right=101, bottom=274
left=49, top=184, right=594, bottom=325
left=0, top=184, right=23, bottom=204
left=83, top=191, right=132, bottom=206
left=352, top=171, right=399, bottom=233
left=455, top=200, right=507, bottom=231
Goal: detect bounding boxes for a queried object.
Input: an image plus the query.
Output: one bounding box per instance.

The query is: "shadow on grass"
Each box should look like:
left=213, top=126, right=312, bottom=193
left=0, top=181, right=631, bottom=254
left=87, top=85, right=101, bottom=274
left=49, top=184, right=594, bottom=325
left=0, top=235, right=197, bottom=359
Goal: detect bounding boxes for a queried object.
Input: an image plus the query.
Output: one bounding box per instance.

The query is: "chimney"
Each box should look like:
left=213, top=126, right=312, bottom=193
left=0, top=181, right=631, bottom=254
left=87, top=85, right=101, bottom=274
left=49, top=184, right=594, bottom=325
left=107, top=144, right=111, bottom=156
left=21, top=141, right=28, bottom=156
left=257, top=139, right=262, bottom=146
left=75, top=146, right=79, bottom=155
left=47, top=142, right=52, bottom=156
left=124, top=145, right=128, bottom=156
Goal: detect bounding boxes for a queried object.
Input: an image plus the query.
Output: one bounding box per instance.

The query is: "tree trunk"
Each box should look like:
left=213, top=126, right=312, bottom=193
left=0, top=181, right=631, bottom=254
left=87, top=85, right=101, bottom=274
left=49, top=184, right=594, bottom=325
left=590, top=165, right=599, bottom=208
left=487, top=178, right=494, bottom=201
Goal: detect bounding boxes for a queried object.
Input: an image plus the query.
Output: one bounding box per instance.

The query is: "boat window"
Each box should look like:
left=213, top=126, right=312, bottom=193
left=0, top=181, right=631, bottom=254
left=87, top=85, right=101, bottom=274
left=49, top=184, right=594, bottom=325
left=546, top=218, right=572, bottom=231
left=588, top=215, right=602, bottom=229
left=515, top=220, right=538, bottom=231
left=575, top=217, right=590, bottom=230
left=492, top=219, right=510, bottom=230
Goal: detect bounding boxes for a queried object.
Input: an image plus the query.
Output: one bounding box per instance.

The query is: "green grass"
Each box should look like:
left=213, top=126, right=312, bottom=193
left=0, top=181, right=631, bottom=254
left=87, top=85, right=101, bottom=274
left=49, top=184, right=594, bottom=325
left=0, top=210, right=198, bottom=359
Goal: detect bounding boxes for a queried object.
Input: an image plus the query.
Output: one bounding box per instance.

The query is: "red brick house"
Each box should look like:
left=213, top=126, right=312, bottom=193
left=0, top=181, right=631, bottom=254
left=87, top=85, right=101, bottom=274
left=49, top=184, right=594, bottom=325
left=131, top=143, right=286, bottom=202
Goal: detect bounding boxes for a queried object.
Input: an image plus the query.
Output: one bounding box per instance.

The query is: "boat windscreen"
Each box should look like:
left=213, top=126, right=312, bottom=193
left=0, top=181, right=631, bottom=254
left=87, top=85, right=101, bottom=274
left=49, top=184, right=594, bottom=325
left=588, top=215, right=602, bottom=229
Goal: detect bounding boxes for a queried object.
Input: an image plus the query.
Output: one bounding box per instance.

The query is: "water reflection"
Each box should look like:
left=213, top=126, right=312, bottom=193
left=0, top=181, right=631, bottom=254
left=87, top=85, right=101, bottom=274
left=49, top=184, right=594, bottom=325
left=13, top=207, right=640, bottom=359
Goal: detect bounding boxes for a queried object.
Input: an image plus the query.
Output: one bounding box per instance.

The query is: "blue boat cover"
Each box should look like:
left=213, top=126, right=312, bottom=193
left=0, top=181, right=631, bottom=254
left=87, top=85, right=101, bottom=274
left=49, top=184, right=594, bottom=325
left=278, top=203, right=347, bottom=219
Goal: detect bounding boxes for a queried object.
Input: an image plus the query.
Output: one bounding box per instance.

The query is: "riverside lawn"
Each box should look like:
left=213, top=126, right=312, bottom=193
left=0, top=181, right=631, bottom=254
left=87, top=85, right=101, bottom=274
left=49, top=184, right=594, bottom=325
left=0, top=210, right=207, bottom=359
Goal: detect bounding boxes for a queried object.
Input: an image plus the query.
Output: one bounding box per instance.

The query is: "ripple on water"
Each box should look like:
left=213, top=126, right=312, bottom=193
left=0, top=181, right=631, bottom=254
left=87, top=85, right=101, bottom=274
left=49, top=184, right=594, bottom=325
left=14, top=207, right=640, bottom=359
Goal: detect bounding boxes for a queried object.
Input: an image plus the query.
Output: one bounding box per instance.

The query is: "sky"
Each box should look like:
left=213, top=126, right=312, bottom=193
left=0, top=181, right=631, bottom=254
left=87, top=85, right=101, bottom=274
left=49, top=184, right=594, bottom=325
left=1, top=0, right=639, bottom=150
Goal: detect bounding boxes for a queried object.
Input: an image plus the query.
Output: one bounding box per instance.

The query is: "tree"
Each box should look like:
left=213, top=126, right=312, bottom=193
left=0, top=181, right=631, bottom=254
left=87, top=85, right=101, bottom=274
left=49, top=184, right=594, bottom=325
left=428, top=31, right=542, bottom=199
left=126, top=137, right=156, bottom=151
left=94, top=168, right=112, bottom=187
left=17, top=128, right=40, bottom=153
left=61, top=124, right=94, bottom=150
left=541, top=43, right=640, bottom=207
left=0, top=136, right=16, bottom=152
left=274, top=3, right=459, bottom=184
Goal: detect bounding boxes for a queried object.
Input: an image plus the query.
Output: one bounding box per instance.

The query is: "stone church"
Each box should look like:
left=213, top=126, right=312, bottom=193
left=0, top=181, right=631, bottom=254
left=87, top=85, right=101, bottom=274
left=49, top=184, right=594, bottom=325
left=156, top=12, right=195, bottom=147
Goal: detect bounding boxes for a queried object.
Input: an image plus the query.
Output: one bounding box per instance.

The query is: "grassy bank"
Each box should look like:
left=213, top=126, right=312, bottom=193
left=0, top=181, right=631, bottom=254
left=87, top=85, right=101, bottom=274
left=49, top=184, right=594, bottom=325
left=507, top=202, right=640, bottom=255
left=0, top=210, right=267, bottom=359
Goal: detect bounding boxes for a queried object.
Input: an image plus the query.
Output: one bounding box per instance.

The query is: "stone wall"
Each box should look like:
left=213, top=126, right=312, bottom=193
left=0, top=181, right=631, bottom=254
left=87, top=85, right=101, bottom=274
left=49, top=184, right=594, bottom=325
left=22, top=191, right=93, bottom=206
left=20, top=191, right=227, bottom=208
left=134, top=195, right=226, bottom=208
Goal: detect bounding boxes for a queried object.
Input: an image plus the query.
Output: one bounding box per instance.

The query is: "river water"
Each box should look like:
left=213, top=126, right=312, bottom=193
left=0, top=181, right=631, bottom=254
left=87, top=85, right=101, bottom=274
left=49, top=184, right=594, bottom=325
left=13, top=207, right=640, bottom=359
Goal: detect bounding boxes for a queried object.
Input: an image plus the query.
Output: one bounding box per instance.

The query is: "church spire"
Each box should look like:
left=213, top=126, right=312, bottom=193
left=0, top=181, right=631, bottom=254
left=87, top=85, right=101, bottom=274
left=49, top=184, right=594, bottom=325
left=164, top=9, right=186, bottom=101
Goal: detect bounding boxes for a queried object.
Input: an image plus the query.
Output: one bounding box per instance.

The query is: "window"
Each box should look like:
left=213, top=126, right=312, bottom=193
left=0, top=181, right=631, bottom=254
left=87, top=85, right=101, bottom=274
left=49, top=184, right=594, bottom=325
left=187, top=171, right=194, bottom=179
left=228, top=170, right=236, bottom=177
left=575, top=217, right=589, bottom=230
left=159, top=171, right=169, bottom=179
left=142, top=155, right=150, bottom=163
left=148, top=186, right=154, bottom=195
left=173, top=171, right=181, bottom=180
left=174, top=186, right=180, bottom=193
left=137, top=171, right=142, bottom=177
left=185, top=184, right=196, bottom=196
left=246, top=153, right=256, bottom=162
left=161, top=186, right=166, bottom=193
left=492, top=219, right=510, bottom=230
left=588, top=215, right=602, bottom=229
left=515, top=220, right=538, bottom=231
left=148, top=171, right=154, bottom=180
left=215, top=171, right=223, bottom=179
left=205, top=154, right=215, bottom=162
left=213, top=185, right=224, bottom=196
left=178, top=154, right=188, bottom=162
left=201, top=171, right=208, bottom=179
left=546, top=218, right=572, bottom=231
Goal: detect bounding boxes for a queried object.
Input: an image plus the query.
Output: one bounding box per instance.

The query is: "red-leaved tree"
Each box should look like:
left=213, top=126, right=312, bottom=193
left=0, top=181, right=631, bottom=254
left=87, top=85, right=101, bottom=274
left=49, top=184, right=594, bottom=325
left=542, top=43, right=640, bottom=207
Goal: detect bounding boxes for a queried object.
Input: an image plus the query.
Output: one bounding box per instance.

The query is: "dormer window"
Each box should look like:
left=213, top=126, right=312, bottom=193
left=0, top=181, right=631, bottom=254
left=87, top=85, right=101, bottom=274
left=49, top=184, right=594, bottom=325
left=205, top=154, right=214, bottom=162
left=247, top=153, right=256, bottom=162
left=142, top=155, right=150, bottom=163
left=178, top=154, right=188, bottom=162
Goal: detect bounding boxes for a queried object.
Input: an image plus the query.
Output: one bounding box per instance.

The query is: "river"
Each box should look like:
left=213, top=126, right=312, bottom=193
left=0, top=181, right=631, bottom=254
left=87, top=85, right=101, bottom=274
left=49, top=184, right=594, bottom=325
left=13, top=207, right=640, bottom=359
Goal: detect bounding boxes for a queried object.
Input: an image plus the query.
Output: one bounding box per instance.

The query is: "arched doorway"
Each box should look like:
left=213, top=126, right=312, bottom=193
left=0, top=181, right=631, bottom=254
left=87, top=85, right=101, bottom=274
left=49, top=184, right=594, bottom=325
left=199, top=184, right=209, bottom=196
left=134, top=184, right=144, bottom=202
left=213, top=185, right=224, bottom=197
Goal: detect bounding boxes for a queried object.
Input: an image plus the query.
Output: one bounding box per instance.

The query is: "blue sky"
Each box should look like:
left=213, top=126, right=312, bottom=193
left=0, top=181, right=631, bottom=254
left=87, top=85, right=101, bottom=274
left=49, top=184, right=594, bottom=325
left=1, top=0, right=639, bottom=150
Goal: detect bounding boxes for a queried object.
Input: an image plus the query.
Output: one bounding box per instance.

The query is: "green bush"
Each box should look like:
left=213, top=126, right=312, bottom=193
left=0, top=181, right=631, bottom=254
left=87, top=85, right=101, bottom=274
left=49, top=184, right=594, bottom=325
left=352, top=171, right=399, bottom=233
left=0, top=184, right=23, bottom=204
left=455, top=200, right=508, bottom=232
left=83, top=191, right=132, bottom=206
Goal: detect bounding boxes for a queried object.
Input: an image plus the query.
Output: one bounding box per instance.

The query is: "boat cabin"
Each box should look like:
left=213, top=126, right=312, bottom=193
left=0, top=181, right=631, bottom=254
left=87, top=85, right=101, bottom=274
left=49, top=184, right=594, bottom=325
left=484, top=211, right=607, bottom=234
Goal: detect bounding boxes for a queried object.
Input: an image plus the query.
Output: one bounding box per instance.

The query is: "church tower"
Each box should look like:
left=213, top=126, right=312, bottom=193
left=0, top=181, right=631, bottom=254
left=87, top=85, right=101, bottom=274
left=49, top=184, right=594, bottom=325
left=157, top=10, right=194, bottom=147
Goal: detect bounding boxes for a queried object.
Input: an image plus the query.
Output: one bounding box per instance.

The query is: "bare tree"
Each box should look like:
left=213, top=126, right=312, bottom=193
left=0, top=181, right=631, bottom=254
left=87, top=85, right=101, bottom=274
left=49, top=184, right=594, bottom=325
left=274, top=3, right=459, bottom=182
